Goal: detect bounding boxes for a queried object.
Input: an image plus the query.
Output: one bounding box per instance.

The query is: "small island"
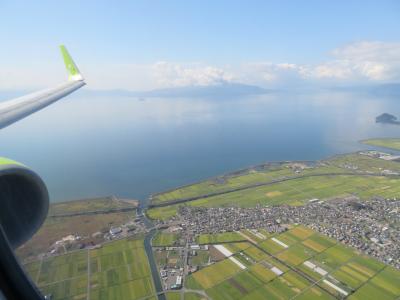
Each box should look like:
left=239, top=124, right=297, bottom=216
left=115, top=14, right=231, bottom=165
left=376, top=113, right=400, bottom=125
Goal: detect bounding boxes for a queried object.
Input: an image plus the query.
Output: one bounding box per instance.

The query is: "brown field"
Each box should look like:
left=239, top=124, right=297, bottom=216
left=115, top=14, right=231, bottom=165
left=17, top=212, right=133, bottom=262
left=302, top=239, right=326, bottom=253
left=209, top=246, right=226, bottom=261
left=265, top=191, right=282, bottom=197
left=289, top=226, right=314, bottom=240
left=168, top=258, right=178, bottom=264
left=249, top=263, right=277, bottom=283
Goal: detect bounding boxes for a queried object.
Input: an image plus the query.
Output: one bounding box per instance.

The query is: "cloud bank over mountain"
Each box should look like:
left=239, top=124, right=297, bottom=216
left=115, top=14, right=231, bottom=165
left=1, top=41, right=399, bottom=91
left=234, top=41, right=400, bottom=87
left=88, top=41, right=400, bottom=90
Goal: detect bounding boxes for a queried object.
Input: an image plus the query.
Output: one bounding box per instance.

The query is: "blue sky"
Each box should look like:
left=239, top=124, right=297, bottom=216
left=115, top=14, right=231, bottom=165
left=1, top=0, right=400, bottom=90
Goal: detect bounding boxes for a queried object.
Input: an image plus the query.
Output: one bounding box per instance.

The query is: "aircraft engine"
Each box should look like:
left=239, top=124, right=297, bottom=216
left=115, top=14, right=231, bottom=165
left=0, top=158, right=49, bottom=248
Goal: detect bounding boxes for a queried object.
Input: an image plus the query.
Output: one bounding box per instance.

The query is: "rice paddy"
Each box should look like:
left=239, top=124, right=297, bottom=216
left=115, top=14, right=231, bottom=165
left=24, top=236, right=155, bottom=300
left=185, top=226, right=400, bottom=300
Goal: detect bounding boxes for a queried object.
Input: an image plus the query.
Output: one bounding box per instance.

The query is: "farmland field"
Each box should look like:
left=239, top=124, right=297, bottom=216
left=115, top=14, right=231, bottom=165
left=197, top=232, right=245, bottom=244
left=224, top=242, right=251, bottom=254
left=189, top=259, right=242, bottom=289
left=152, top=231, right=180, bottom=246
left=48, top=197, right=138, bottom=216
left=147, top=153, right=400, bottom=221
left=166, top=292, right=205, bottom=300
left=361, top=138, right=400, bottom=151
left=17, top=197, right=138, bottom=261
left=24, top=235, right=155, bottom=300
left=151, top=153, right=400, bottom=204
left=190, top=250, right=211, bottom=266
left=186, top=226, right=400, bottom=300
left=186, top=175, right=400, bottom=207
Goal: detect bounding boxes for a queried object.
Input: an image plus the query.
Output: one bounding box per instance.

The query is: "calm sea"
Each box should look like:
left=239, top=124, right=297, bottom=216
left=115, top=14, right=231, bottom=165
left=0, top=90, right=399, bottom=203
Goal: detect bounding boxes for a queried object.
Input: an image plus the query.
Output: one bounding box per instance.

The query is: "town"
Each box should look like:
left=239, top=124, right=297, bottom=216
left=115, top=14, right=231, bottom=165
left=154, top=196, right=400, bottom=274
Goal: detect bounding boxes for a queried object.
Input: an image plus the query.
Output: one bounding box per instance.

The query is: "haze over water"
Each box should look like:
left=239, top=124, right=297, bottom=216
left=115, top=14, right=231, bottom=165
left=0, top=90, right=399, bottom=203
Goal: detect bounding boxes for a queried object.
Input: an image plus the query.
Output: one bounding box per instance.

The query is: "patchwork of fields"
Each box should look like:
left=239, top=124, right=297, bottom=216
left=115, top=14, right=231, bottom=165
left=23, top=236, right=156, bottom=300
left=147, top=153, right=400, bottom=220
left=17, top=197, right=138, bottom=262
left=186, top=175, right=400, bottom=207
left=148, top=174, right=400, bottom=220
left=186, top=226, right=400, bottom=300
left=151, top=164, right=355, bottom=205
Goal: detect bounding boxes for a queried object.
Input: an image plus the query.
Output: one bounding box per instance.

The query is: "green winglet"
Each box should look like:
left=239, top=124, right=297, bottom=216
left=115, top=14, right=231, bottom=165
left=0, top=157, right=24, bottom=167
left=60, top=45, right=84, bottom=81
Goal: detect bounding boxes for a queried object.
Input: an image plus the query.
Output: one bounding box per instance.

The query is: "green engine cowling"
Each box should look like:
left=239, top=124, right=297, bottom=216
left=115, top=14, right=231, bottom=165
left=0, top=158, right=49, bottom=249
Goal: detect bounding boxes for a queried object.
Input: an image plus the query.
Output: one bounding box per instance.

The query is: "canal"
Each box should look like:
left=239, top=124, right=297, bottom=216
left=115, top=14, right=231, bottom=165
left=142, top=208, right=166, bottom=300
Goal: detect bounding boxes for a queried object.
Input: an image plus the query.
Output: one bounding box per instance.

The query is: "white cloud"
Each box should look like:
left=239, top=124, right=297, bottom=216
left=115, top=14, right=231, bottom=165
left=152, top=62, right=234, bottom=87
left=331, top=41, right=400, bottom=62
left=308, top=41, right=400, bottom=81
left=1, top=41, right=400, bottom=91
left=71, top=42, right=400, bottom=89
left=233, top=62, right=309, bottom=88
left=311, top=61, right=353, bottom=79
left=239, top=41, right=400, bottom=85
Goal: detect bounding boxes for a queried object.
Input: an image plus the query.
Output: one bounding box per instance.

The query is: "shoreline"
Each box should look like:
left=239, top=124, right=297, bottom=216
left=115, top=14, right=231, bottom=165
left=49, top=144, right=398, bottom=210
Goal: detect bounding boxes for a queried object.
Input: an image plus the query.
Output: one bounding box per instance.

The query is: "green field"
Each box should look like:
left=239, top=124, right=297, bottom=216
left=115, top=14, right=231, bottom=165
left=25, top=236, right=155, bottom=300
left=190, top=250, right=211, bottom=266
left=197, top=232, right=245, bottom=244
left=186, top=226, right=400, bottom=300
left=190, top=175, right=400, bottom=207
left=147, top=153, right=400, bottom=221
left=152, top=231, right=180, bottom=246
left=151, top=162, right=356, bottom=205
left=243, top=246, right=269, bottom=262
left=165, top=291, right=181, bottom=300
left=148, top=173, right=400, bottom=220
left=49, top=197, right=138, bottom=216
left=147, top=205, right=180, bottom=220
left=190, top=259, right=242, bottom=289
left=152, top=166, right=296, bottom=204
left=151, top=153, right=400, bottom=205
left=361, top=138, right=400, bottom=151
left=224, top=242, right=251, bottom=254
left=327, top=152, right=400, bottom=173
left=165, top=291, right=206, bottom=300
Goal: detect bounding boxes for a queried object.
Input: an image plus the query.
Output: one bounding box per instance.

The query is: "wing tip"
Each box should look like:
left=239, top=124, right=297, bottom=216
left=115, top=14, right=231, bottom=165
left=59, top=45, right=84, bottom=81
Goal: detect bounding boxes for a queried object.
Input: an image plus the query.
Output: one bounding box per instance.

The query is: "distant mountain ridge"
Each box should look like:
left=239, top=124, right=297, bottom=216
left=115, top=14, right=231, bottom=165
left=86, top=82, right=270, bottom=98
left=369, top=83, right=400, bottom=96
left=329, top=82, right=400, bottom=96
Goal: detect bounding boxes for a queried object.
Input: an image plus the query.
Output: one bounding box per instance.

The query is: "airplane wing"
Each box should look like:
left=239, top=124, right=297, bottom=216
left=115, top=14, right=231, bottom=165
left=0, top=45, right=85, bottom=129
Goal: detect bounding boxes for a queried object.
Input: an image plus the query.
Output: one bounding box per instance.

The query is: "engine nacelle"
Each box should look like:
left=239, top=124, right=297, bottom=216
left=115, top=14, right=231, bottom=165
left=0, top=158, right=49, bottom=249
